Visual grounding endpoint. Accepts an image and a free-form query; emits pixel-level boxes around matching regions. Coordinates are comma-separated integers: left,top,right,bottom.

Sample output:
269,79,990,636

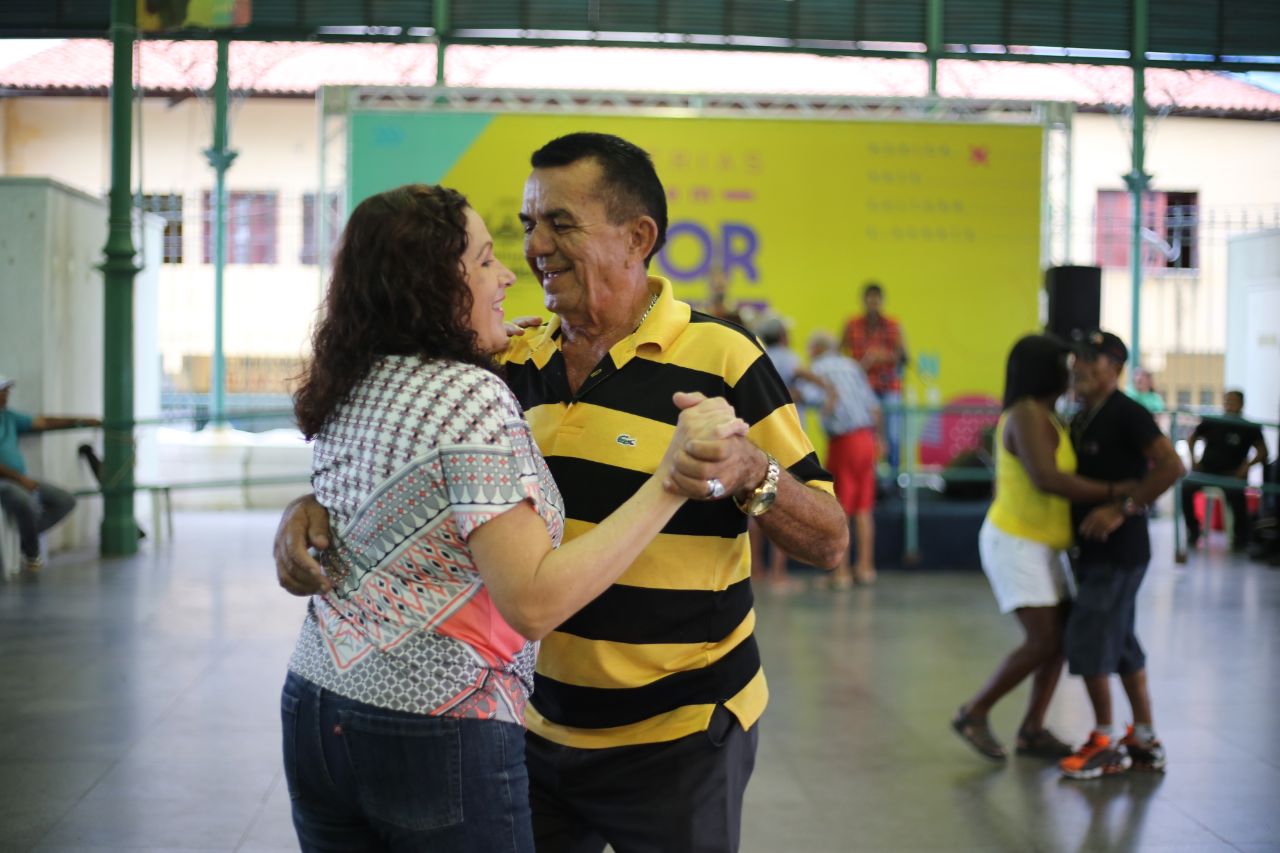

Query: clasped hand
276,391,754,597
661,392,763,502
1078,504,1126,541
1078,479,1140,541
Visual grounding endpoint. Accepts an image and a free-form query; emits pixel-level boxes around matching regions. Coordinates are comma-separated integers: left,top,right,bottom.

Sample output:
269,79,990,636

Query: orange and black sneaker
1120,725,1167,771
1059,731,1132,780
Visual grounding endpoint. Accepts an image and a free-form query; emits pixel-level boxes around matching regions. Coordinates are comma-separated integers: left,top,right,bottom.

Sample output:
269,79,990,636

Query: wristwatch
1121,497,1147,517
734,454,780,517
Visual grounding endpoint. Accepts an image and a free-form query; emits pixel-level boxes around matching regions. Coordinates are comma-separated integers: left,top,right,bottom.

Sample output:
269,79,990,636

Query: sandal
1015,727,1074,758
951,708,1007,761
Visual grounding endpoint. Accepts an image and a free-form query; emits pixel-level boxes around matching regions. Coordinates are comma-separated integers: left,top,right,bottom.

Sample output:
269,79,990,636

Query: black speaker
1045,265,1101,342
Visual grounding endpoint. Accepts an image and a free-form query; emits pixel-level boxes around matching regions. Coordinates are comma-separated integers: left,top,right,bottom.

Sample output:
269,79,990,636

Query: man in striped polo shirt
276,133,849,852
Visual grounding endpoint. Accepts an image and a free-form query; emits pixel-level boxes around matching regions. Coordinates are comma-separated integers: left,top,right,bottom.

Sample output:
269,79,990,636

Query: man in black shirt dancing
1058,331,1184,779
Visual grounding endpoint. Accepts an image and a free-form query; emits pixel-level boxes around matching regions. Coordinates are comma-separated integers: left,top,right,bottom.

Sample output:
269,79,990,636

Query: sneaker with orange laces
1120,725,1167,771
1059,731,1132,779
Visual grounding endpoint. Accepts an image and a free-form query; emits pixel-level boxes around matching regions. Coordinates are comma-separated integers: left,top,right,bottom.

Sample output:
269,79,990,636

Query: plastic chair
1200,486,1233,544
0,510,21,581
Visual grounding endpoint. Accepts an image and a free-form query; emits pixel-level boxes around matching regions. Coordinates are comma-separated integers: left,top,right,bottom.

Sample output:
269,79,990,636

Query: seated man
0,375,101,573
1182,389,1269,551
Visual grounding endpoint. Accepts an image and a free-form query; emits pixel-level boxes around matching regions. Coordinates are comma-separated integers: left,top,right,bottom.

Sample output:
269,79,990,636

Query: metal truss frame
317,85,1073,270
328,85,1055,123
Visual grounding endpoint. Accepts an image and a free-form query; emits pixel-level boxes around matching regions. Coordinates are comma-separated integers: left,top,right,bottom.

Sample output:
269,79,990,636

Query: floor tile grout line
29,647,238,849
1157,786,1249,849
234,768,286,851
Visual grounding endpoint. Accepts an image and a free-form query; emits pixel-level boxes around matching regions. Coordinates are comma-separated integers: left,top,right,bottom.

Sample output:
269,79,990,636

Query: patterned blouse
288,356,565,724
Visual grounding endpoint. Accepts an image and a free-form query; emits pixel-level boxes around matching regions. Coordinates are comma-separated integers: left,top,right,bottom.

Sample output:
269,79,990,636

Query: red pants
828,428,877,516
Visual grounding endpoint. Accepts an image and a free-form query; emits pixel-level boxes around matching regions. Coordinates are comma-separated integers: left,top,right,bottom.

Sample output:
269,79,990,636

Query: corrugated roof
3,39,1280,116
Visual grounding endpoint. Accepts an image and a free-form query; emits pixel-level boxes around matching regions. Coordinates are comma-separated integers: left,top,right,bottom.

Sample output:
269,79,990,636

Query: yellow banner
350,111,1044,463
139,0,250,31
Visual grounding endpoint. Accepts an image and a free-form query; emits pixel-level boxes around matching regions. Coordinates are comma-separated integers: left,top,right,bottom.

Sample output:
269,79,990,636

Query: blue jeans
1065,562,1148,677
0,479,76,558
876,390,902,474
281,671,534,853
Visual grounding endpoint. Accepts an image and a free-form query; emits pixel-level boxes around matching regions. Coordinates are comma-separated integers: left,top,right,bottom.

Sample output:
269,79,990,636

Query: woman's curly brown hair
294,184,493,439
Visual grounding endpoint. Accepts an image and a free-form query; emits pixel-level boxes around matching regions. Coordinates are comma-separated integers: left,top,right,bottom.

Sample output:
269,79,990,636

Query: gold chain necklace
634,292,659,333
1072,391,1114,441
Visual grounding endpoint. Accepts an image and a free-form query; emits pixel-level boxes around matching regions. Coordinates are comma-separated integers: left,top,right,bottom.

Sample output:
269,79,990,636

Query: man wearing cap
752,315,837,591
0,376,101,573
1057,330,1185,779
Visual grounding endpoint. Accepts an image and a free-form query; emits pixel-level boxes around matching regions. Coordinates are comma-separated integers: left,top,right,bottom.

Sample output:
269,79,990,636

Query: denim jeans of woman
281,671,534,852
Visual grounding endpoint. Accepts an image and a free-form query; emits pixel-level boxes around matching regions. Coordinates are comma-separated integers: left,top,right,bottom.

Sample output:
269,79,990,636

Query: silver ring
706,478,726,499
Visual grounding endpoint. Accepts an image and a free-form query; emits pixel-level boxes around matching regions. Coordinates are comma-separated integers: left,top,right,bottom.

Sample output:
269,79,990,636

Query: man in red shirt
842,282,908,472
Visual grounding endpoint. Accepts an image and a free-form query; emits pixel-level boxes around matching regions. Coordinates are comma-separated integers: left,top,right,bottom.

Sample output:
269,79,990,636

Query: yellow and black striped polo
503,276,834,748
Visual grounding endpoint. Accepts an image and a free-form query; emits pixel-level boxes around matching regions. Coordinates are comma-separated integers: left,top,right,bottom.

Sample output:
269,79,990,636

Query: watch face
750,491,778,516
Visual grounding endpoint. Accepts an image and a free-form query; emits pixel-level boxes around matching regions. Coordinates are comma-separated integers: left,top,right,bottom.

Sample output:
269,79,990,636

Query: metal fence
151,196,1280,414
1085,202,1280,401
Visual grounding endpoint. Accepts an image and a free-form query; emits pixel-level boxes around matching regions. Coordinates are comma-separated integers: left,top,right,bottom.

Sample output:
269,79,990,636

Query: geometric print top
288,355,565,724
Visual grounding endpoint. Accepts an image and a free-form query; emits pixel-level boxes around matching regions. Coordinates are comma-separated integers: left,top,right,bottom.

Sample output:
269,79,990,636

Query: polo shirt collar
632,276,689,353
524,275,689,367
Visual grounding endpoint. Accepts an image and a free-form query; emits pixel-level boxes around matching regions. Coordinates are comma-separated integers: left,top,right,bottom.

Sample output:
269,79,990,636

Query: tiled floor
1,511,1276,852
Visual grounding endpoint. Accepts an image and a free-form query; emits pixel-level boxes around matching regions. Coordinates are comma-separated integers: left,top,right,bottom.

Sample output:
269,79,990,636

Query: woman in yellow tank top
952,335,1134,761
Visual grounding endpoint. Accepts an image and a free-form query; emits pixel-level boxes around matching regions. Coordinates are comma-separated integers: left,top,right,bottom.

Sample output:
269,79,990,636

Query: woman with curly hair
281,184,743,852
951,334,1133,762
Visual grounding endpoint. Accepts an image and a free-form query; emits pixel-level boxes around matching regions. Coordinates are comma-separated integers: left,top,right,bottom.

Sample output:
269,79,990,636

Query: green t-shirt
0,409,34,475
1128,390,1165,414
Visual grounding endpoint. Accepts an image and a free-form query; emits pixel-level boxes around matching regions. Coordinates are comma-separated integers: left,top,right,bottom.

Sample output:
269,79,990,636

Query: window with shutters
301,192,342,266
139,193,184,263
202,191,278,265
1094,190,1198,271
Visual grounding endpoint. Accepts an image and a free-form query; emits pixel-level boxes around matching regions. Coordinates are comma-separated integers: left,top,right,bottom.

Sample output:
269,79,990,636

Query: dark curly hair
294,184,492,439
1003,334,1071,409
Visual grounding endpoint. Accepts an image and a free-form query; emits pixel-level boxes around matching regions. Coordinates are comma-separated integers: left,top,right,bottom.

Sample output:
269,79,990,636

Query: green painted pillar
1125,0,1150,372
926,0,944,95
435,0,450,86
203,38,237,424
100,0,139,556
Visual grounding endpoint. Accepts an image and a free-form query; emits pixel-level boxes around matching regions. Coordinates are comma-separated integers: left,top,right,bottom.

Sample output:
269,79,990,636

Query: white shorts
979,518,1075,614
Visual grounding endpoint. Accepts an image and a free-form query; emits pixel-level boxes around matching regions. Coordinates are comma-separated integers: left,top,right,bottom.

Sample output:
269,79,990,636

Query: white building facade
3,41,1279,413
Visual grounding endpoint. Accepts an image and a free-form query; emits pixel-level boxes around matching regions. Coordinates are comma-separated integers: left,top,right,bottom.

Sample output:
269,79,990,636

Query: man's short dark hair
530,132,668,263
1226,389,1245,403
863,282,884,298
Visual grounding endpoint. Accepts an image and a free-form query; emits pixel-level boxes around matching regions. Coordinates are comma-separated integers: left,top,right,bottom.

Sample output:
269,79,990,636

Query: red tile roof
3,39,1280,116
0,40,441,94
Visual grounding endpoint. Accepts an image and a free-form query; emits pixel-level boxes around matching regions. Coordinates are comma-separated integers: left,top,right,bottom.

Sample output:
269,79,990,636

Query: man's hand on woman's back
275,494,333,596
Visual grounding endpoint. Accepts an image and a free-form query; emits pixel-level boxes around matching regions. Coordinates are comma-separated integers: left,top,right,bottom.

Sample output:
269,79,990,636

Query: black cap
1072,328,1129,364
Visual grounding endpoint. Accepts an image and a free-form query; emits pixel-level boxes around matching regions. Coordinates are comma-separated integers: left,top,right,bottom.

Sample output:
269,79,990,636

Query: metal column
100,0,139,556
435,0,450,86
926,0,944,95
204,37,237,425
1125,0,1151,371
